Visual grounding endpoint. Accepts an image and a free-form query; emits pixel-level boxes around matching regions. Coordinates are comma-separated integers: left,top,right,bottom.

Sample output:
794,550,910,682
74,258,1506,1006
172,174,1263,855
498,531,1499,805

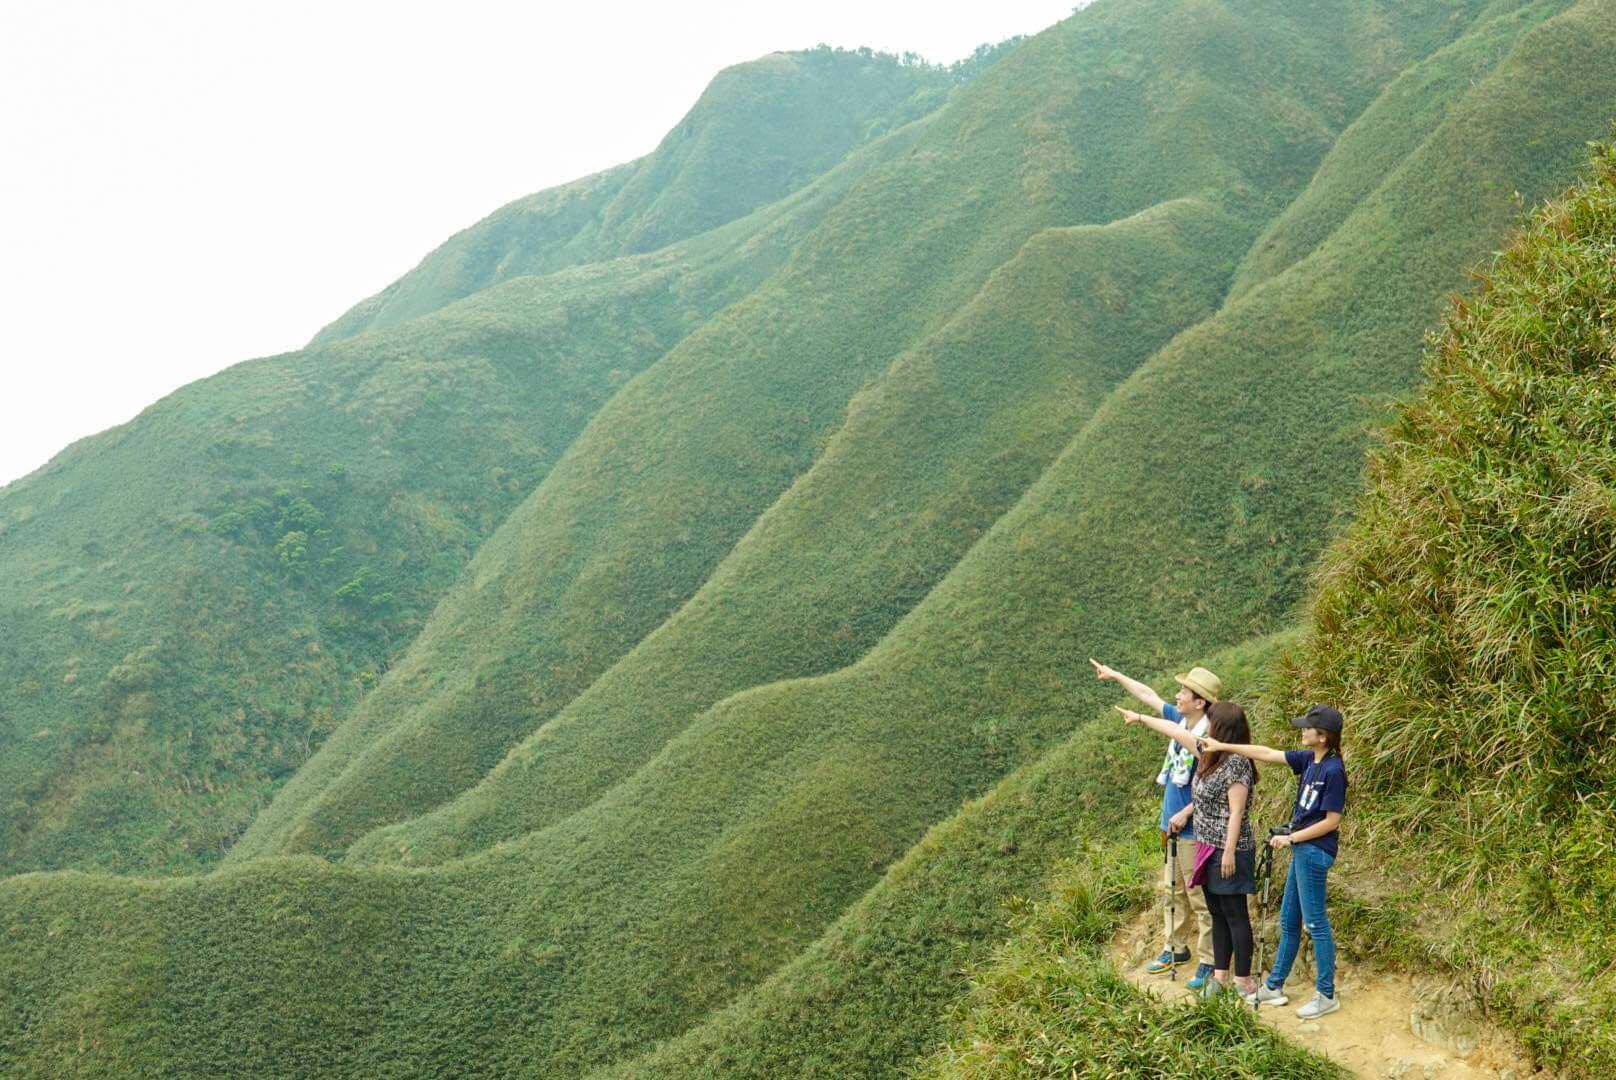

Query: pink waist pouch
1188,841,1217,887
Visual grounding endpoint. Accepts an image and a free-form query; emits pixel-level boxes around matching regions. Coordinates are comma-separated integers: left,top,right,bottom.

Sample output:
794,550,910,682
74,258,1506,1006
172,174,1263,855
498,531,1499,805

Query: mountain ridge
237,0,1471,868
0,49,946,876
308,45,982,347
4,1,1615,1075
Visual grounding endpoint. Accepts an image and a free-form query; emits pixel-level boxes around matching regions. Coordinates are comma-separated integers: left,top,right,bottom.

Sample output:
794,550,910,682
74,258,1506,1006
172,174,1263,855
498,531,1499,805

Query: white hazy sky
0,0,1081,488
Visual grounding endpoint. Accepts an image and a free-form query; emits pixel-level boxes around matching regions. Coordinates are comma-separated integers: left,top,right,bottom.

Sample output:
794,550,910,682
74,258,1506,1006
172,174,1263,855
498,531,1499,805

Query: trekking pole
1162,831,1173,954
1254,826,1279,1012
1168,832,1180,982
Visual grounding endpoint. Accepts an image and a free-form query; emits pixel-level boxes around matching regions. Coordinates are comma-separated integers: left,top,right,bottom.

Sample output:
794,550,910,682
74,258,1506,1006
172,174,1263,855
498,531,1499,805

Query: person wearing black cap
1200,704,1347,1019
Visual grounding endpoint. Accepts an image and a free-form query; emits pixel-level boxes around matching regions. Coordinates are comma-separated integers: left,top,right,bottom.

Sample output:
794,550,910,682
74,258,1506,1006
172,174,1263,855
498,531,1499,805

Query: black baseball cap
1290,704,1343,733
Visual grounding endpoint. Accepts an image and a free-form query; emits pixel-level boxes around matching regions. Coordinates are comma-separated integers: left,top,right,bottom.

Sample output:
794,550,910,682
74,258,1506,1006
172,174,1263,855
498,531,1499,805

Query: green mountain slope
0,639,1287,1080
900,133,1616,1080
285,0,1612,1068
607,122,1616,1080
346,193,1251,867
222,113,945,864
5,1,1616,1076
1227,0,1557,298
1276,135,1616,1076
0,66,933,877
236,0,1479,867
594,634,1295,1079
309,47,958,346
483,0,1613,1052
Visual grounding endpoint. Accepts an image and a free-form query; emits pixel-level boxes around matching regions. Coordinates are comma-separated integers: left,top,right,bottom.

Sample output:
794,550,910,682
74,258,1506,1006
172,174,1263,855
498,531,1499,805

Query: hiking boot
1146,948,1191,975
1185,963,1215,990
1244,981,1288,1008
1198,976,1225,1000
1296,991,1340,1019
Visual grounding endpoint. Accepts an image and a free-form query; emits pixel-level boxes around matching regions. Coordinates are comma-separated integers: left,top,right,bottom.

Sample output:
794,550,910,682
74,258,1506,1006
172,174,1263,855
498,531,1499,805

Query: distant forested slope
0,47,947,876
308,46,988,345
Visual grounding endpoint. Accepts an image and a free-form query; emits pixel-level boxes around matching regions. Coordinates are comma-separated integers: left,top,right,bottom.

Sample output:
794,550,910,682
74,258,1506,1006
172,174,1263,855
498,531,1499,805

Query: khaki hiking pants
1161,832,1214,967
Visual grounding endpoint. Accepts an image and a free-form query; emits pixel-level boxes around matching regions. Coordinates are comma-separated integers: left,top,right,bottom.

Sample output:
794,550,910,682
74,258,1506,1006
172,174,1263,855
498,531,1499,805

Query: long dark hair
1197,701,1256,786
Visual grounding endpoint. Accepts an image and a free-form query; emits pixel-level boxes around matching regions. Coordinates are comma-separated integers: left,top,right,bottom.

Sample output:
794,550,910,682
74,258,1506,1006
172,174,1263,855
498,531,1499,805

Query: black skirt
1203,844,1256,895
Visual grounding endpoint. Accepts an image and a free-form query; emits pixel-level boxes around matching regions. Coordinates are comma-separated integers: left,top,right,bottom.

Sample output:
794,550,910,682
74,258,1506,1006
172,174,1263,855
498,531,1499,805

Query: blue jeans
1267,841,1336,998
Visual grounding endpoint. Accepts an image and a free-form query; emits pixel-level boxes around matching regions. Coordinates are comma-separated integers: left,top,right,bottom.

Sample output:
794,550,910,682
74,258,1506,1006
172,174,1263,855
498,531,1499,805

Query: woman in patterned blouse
1118,701,1259,999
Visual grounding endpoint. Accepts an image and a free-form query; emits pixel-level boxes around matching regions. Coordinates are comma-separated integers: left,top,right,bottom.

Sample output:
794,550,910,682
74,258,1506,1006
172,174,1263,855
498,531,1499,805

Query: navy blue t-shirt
1285,749,1347,858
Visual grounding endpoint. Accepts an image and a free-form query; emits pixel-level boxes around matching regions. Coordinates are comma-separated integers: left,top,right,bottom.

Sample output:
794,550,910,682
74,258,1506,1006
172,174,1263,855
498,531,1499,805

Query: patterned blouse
1190,754,1256,852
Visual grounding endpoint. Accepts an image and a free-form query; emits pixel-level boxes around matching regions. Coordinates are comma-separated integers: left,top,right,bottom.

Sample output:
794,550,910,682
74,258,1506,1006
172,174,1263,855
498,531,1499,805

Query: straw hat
1173,666,1223,703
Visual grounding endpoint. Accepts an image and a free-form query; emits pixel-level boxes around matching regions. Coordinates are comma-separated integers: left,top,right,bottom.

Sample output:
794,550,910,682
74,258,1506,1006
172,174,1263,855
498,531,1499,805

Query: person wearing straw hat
1091,658,1222,987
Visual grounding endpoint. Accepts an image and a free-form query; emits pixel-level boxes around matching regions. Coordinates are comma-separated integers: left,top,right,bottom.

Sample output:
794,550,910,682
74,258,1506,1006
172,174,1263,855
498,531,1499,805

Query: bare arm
1091,659,1166,714
1222,781,1249,877
1276,810,1342,847
1225,782,1249,850
1200,737,1288,765
1116,707,1198,752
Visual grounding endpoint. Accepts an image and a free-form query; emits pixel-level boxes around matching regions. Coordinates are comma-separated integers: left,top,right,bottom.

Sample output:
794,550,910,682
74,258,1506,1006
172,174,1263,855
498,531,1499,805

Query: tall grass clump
1281,137,1616,1074
913,854,1342,1080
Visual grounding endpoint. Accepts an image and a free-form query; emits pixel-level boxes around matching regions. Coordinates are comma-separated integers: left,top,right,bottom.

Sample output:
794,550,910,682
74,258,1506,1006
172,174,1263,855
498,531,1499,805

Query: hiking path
1108,909,1537,1079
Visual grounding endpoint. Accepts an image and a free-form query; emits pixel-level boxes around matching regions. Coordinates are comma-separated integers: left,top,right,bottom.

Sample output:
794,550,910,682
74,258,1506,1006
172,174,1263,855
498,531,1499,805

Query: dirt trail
1108,910,1536,1078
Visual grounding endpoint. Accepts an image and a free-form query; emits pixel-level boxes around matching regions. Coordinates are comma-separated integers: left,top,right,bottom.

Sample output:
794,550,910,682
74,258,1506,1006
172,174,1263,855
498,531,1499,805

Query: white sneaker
1296,991,1340,1019
1244,981,1288,1007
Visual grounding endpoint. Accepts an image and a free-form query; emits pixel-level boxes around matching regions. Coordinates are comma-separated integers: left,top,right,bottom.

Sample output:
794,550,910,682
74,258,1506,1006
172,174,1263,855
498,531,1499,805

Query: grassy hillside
223,112,959,864
347,193,1251,867
238,3,1613,1057
236,0,1483,866
609,137,1616,1080
380,1,1613,1068
1274,136,1616,1076
910,858,1341,1080
0,81,930,877
1227,0,1556,298
6,1,1616,1076
595,635,1305,1079
987,0,1612,685
0,638,1289,1080
308,46,962,345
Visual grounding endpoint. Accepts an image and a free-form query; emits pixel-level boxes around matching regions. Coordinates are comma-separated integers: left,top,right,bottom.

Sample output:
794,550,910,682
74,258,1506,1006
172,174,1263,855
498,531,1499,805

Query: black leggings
1203,887,1253,977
